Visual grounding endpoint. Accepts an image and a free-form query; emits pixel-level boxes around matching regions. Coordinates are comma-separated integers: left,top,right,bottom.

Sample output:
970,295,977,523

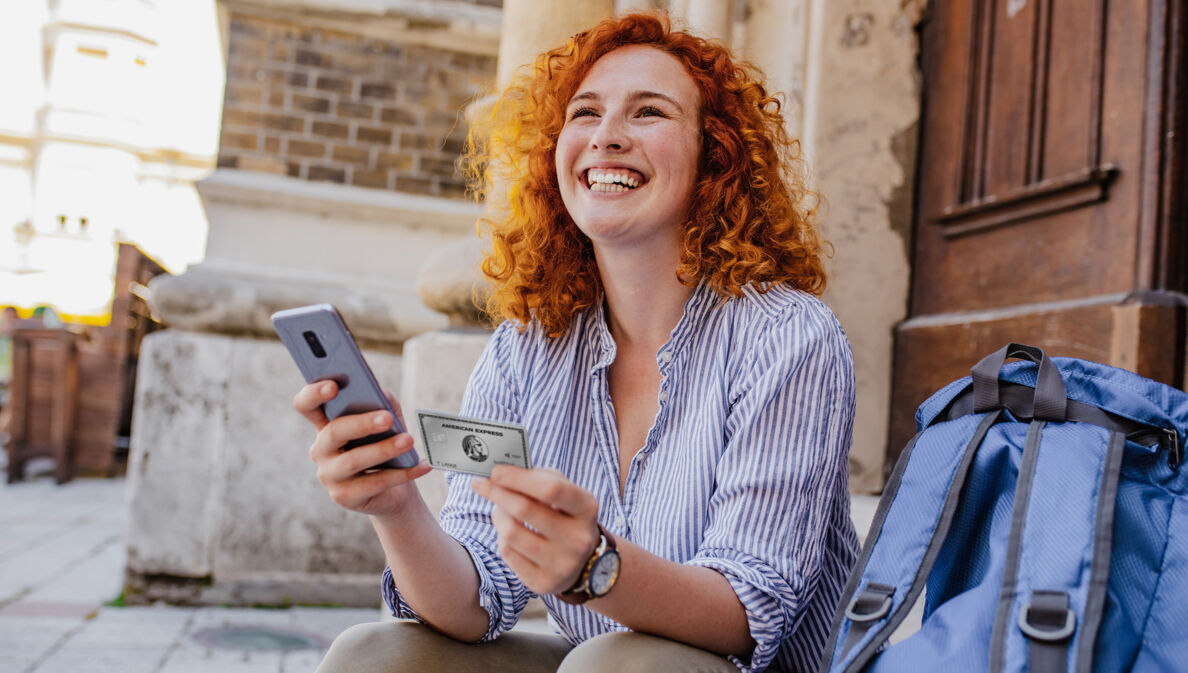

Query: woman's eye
638,106,666,118
568,107,597,120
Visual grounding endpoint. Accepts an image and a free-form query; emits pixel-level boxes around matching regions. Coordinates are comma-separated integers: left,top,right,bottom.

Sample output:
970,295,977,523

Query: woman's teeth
586,169,642,192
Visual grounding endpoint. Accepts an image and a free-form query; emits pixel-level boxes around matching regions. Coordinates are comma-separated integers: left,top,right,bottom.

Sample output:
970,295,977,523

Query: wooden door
889,0,1187,462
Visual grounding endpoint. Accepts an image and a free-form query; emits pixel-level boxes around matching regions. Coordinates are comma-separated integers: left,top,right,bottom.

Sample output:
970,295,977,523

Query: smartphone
271,303,419,469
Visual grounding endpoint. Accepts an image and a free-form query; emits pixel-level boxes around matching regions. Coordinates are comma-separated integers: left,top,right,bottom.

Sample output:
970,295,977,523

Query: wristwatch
557,524,621,605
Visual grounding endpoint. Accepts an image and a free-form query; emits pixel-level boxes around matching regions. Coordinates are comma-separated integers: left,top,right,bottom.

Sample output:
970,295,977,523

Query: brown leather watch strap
557,524,614,605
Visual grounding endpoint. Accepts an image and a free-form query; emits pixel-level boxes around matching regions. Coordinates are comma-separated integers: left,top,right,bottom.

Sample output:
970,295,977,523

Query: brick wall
216,13,497,199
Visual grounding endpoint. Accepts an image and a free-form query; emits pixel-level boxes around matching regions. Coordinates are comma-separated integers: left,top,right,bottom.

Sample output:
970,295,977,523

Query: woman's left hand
470,465,601,595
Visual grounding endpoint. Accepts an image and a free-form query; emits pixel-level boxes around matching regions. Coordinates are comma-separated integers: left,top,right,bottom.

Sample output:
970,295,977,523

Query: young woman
299,13,858,673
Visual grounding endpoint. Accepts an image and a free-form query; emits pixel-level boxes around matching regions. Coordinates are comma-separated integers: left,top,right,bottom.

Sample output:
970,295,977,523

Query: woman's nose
590,116,630,152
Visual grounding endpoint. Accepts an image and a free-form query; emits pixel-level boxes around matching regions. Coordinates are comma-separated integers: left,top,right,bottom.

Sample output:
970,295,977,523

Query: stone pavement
0,474,887,673
0,476,389,673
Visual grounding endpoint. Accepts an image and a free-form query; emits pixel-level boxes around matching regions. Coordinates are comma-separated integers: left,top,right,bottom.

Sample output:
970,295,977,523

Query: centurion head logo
462,434,489,462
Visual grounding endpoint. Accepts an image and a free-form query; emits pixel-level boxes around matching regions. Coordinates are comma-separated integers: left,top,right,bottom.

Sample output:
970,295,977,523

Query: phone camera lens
302,330,327,358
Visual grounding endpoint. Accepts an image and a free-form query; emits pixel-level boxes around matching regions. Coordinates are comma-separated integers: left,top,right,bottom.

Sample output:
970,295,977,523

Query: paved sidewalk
0,477,385,673
0,475,889,672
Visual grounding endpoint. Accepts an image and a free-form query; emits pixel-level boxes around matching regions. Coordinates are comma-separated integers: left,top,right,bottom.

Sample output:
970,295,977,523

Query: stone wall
215,12,496,198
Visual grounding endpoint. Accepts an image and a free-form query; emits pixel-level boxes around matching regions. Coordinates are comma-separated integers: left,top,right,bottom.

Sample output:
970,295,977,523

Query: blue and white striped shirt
384,281,859,672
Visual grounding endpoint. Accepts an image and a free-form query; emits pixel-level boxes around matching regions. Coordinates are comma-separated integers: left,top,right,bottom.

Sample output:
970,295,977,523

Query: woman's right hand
293,381,432,518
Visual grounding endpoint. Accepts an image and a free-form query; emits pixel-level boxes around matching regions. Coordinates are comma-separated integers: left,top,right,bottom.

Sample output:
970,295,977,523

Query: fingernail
321,383,333,395
373,412,387,427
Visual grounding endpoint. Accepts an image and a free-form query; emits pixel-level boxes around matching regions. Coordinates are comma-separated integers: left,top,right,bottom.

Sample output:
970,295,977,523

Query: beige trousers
314,621,740,673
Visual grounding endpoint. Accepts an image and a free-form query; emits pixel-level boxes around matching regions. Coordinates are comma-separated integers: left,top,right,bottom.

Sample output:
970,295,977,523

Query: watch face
588,550,621,597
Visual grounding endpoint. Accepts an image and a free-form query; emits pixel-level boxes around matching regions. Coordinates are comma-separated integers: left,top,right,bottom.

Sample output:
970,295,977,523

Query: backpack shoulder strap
988,421,1125,673
819,409,1003,673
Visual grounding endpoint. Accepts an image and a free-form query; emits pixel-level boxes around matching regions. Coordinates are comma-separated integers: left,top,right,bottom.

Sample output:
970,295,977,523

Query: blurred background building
0,1,223,482
0,0,223,320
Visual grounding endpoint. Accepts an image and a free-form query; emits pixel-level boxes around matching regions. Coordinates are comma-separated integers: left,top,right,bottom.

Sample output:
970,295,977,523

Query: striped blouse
383,281,859,673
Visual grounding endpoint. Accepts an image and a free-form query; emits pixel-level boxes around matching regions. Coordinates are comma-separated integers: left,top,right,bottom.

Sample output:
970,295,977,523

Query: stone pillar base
398,326,495,518
125,329,411,607
397,325,561,618
122,567,384,608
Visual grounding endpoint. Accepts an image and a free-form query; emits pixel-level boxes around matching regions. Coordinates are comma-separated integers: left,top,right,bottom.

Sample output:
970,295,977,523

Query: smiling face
555,45,702,254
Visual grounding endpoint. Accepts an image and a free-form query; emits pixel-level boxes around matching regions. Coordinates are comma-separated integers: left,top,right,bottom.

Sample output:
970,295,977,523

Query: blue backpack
820,343,1188,673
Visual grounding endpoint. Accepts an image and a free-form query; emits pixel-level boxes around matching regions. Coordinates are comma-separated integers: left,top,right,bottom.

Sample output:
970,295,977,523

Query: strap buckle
1018,597,1076,642
845,583,894,623
1129,427,1182,470
1164,428,1182,470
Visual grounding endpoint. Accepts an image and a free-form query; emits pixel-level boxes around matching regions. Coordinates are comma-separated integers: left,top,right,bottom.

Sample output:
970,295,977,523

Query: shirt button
614,514,625,529
658,389,668,402
658,351,672,364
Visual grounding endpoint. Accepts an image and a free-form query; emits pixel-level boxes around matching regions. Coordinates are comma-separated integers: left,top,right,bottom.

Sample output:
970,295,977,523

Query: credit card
415,410,532,477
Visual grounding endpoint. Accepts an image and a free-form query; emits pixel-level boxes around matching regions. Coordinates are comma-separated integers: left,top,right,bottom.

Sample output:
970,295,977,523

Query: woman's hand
294,381,432,518
471,465,601,595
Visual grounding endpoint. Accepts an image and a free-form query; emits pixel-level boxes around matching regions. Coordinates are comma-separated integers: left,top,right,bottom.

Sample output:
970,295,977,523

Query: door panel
888,0,1186,465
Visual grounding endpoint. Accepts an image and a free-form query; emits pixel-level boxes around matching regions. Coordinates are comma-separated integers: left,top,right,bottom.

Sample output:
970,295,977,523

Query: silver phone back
271,303,416,467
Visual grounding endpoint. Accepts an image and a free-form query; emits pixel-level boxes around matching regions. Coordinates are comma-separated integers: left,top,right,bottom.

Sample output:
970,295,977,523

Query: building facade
0,1,224,321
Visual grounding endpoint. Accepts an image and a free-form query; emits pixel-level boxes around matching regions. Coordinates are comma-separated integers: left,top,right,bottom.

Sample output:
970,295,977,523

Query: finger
486,489,597,589
498,542,547,592
491,505,551,559
293,381,336,430
310,415,404,464
489,466,598,518
312,410,397,459
491,507,555,581
476,478,574,541
322,432,418,479
324,460,432,510
492,507,587,594
310,412,378,461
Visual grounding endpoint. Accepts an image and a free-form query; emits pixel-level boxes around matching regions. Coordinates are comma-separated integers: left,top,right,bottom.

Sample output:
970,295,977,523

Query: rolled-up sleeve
380,321,535,641
686,304,856,672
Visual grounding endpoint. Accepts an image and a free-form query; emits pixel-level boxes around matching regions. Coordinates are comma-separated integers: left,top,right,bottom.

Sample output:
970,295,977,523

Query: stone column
799,0,923,493
740,0,924,494
496,0,617,91
741,0,809,135
674,0,735,43
401,0,616,622
616,0,661,12
415,0,617,325
404,0,614,472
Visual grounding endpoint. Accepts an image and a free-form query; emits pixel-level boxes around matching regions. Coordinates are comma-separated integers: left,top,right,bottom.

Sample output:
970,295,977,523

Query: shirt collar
659,278,717,365
587,296,615,372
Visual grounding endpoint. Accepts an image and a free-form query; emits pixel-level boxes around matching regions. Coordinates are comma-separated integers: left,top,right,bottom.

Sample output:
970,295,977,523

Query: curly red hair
468,12,826,337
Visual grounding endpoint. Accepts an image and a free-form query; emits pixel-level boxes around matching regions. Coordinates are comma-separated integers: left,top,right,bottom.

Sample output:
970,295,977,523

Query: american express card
415,410,531,477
